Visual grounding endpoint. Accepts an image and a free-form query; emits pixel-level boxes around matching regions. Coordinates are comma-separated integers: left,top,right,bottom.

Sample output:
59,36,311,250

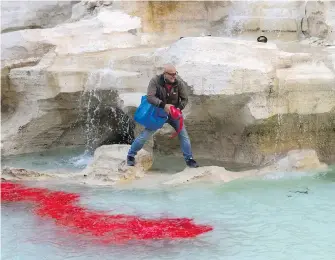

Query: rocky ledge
1,145,329,189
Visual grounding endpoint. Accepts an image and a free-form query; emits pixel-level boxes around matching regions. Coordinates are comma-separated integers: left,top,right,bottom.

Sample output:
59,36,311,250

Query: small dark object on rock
257,36,268,43
128,29,137,35
180,37,184,39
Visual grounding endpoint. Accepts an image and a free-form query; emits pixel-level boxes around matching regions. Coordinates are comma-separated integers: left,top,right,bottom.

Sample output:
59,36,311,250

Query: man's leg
127,128,155,166
167,117,199,168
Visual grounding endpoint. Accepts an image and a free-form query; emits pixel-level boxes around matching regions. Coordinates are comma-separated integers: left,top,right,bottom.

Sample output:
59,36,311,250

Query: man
127,64,199,168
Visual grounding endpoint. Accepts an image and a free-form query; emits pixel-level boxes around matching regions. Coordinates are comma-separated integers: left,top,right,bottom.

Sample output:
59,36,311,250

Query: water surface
2,167,334,260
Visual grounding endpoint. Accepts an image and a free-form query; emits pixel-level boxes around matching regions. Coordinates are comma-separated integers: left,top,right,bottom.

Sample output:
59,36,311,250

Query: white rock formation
1,1,75,32
1,1,334,167
163,149,328,186
302,1,335,41
2,148,328,188
78,144,152,185
1,144,152,186
144,37,334,164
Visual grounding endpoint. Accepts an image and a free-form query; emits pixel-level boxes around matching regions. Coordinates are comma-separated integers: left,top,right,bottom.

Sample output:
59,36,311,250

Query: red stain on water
1,181,212,243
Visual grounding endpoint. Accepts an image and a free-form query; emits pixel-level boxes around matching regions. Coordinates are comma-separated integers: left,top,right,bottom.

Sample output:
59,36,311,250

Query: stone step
223,15,299,32
276,63,335,92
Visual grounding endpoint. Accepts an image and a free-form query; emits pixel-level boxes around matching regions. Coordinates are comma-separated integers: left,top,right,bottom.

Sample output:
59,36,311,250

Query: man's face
164,69,178,84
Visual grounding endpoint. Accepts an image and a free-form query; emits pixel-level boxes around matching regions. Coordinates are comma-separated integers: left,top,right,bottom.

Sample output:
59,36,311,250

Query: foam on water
65,152,94,169
262,171,316,180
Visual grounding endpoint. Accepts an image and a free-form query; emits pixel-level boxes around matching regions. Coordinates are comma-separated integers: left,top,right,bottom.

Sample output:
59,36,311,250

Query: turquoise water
1,147,252,174
2,167,335,260
1,147,93,172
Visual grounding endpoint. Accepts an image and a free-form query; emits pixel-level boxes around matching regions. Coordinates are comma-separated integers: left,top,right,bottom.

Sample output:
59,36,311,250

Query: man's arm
177,79,189,110
147,78,165,109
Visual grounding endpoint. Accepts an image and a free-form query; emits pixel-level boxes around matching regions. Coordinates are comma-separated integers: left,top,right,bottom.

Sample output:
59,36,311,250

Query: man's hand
164,104,173,114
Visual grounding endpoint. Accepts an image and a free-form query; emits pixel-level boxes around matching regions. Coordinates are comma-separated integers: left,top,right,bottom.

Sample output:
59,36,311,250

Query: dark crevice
1,25,42,34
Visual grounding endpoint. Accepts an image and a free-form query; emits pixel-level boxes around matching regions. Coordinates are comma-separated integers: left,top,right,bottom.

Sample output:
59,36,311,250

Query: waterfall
74,66,135,155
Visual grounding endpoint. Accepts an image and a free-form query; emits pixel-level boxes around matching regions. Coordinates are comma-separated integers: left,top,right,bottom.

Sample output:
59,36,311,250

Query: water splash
81,69,107,152
62,152,94,169
77,67,134,153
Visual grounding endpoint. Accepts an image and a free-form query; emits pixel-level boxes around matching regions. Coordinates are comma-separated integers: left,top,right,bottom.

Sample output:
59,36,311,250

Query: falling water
82,70,104,152
75,67,135,155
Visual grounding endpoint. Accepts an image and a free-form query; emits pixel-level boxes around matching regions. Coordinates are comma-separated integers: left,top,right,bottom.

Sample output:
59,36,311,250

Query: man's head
163,64,178,84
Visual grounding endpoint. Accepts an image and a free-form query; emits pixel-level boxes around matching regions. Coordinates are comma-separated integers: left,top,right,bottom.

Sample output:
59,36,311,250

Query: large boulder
1,1,76,33
1,30,55,116
1,9,147,156
78,144,153,185
1,31,55,64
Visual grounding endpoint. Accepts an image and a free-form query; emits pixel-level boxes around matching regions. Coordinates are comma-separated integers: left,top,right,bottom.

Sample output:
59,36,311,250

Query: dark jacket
147,74,189,110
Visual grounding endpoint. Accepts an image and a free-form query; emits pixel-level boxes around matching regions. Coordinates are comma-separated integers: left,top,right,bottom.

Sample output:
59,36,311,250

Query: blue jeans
128,117,193,161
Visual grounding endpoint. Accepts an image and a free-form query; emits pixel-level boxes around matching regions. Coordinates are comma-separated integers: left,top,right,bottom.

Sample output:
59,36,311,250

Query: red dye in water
1,181,212,243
